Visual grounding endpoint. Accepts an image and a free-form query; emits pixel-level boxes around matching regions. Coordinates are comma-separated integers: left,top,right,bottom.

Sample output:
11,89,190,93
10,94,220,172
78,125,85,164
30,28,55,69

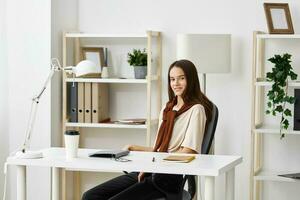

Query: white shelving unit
62,30,162,200
251,31,300,200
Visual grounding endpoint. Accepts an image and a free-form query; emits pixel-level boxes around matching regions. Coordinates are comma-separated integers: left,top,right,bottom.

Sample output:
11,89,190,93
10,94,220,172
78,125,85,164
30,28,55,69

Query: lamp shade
177,34,231,73
73,60,101,77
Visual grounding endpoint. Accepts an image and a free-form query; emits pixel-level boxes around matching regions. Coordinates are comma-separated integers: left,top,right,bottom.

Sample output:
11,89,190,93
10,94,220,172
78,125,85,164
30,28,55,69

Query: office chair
155,103,219,200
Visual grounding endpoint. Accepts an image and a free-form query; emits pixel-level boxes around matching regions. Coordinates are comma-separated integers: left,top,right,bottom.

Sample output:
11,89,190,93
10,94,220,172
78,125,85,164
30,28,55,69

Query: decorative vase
133,66,147,79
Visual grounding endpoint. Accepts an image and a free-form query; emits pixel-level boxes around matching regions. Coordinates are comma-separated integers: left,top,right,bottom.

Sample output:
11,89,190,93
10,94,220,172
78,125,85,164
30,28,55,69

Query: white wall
0,0,8,197
3,0,77,199
77,0,300,200
51,0,78,147
6,0,52,199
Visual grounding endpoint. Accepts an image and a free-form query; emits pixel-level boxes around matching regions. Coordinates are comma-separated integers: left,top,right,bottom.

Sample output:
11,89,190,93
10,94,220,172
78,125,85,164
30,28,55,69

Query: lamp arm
21,58,62,153
22,99,39,152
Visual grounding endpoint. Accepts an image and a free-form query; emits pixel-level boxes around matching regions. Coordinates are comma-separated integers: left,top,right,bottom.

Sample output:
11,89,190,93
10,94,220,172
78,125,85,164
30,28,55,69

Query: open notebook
163,155,195,163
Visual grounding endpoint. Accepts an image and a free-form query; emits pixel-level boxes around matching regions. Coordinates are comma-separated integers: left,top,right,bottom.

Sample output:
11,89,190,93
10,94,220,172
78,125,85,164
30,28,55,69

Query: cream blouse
155,104,207,153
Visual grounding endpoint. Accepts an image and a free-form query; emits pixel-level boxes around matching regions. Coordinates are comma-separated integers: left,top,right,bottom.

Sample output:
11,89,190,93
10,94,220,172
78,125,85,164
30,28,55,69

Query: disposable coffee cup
64,130,80,160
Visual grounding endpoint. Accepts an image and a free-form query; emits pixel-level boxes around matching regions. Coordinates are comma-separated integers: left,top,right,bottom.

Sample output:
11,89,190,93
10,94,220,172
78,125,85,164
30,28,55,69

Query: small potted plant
265,53,298,138
127,48,147,79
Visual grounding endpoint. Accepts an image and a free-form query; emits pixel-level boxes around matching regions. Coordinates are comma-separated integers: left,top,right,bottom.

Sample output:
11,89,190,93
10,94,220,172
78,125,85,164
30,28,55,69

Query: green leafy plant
127,49,147,66
266,53,298,139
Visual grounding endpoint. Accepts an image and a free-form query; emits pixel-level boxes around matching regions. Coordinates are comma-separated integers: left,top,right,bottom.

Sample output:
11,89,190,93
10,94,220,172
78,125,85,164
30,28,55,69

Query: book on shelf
116,118,146,125
84,83,92,123
91,83,109,123
163,155,195,163
67,82,78,122
78,82,85,122
278,172,300,179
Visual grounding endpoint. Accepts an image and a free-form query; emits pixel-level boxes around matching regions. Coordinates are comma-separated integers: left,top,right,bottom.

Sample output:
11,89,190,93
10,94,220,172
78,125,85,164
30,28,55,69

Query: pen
152,157,155,162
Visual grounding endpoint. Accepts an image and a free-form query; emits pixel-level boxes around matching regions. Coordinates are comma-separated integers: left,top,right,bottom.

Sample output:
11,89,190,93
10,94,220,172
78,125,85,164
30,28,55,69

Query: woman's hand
123,144,133,151
122,145,153,152
138,172,145,182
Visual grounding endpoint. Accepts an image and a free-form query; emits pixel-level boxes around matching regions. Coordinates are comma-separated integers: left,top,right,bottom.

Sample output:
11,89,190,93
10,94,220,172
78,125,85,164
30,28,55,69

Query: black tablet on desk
89,150,130,159
278,172,300,179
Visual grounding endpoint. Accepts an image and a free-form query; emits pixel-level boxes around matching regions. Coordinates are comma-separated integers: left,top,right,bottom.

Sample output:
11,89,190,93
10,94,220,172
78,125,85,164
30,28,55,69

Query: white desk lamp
177,34,231,94
16,59,98,159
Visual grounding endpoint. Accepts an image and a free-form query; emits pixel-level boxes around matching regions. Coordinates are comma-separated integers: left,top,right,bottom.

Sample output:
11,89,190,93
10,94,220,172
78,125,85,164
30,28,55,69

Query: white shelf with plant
251,31,300,199
62,30,162,144
61,31,162,199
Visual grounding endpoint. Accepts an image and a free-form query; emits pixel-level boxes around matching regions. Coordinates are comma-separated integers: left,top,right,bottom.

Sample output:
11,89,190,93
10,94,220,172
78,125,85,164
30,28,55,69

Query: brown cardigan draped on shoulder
153,97,197,152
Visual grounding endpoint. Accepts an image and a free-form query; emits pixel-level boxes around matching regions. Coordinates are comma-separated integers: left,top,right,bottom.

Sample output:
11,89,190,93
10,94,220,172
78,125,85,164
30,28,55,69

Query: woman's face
169,66,187,97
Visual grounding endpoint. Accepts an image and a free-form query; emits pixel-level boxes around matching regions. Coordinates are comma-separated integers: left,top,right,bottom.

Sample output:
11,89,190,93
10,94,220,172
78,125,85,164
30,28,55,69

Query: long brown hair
168,59,213,123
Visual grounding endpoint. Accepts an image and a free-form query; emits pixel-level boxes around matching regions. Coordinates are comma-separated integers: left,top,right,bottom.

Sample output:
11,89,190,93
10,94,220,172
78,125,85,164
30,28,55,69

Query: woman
82,59,213,200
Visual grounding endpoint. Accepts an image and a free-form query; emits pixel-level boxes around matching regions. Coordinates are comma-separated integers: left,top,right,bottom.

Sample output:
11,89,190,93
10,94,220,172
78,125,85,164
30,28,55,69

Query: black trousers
81,172,165,200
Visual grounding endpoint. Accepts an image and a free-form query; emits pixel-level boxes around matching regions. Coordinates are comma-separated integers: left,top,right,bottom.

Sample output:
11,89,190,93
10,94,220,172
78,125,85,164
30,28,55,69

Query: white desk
6,148,242,200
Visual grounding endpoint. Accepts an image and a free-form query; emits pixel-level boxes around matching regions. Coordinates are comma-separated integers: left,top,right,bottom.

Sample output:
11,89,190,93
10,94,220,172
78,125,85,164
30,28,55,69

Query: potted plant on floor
127,48,147,79
265,53,298,138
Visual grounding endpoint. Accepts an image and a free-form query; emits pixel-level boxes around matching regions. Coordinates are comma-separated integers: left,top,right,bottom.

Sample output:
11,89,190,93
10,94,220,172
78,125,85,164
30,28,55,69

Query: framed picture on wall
263,3,294,34
81,47,105,76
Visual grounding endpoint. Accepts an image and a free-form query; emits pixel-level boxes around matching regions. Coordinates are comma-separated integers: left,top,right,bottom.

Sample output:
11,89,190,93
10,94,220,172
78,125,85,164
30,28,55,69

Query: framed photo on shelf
263,3,294,34
81,47,105,75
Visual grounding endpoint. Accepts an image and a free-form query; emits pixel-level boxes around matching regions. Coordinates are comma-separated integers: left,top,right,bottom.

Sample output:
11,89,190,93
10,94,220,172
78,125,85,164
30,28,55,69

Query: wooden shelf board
254,170,300,182
66,78,147,83
257,34,300,39
66,122,147,129
66,76,158,83
254,125,300,135
255,80,300,87
65,33,148,38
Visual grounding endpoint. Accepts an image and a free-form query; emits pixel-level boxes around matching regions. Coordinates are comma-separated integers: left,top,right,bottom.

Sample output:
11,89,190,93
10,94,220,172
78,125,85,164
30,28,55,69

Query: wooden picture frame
264,3,294,34
81,47,105,75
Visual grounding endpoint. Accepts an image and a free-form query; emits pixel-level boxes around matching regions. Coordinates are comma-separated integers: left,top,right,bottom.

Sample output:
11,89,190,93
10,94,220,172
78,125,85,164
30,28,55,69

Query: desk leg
225,168,235,200
204,176,215,200
52,167,59,200
16,165,26,200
